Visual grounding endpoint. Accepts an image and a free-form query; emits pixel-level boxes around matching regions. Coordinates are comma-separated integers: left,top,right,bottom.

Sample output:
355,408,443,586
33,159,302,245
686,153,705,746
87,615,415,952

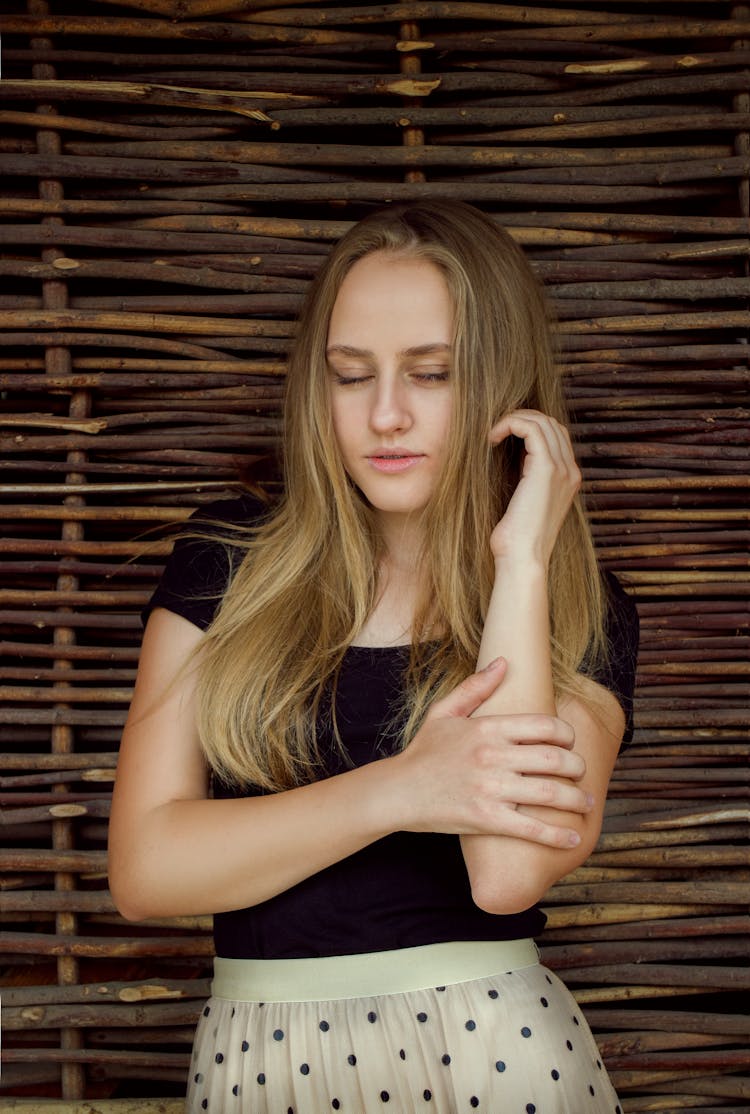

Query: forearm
475,557,555,714
110,756,402,921
463,557,590,911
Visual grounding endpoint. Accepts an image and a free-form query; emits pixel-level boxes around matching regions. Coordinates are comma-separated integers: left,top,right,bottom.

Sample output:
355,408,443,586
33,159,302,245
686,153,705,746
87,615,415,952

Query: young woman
109,200,638,1113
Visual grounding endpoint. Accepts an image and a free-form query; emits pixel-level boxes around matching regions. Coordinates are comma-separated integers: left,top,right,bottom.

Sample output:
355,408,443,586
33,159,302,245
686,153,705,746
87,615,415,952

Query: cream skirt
186,940,622,1114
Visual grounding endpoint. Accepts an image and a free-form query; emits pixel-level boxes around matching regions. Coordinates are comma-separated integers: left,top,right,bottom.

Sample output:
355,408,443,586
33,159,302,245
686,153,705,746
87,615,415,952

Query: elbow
108,855,160,923
108,875,150,924
470,873,548,917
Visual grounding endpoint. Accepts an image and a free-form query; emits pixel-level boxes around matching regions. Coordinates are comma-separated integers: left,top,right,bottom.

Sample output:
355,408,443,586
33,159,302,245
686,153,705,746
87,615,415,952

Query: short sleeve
143,493,267,632
585,571,640,746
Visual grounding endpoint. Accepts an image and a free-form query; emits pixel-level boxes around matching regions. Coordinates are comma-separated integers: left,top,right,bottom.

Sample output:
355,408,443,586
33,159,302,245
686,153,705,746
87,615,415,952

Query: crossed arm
108,412,625,923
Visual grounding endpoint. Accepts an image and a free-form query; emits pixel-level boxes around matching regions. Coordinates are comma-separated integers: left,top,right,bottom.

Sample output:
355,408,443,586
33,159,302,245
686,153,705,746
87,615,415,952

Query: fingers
477,712,575,750
491,810,584,850
491,409,579,482
425,657,507,722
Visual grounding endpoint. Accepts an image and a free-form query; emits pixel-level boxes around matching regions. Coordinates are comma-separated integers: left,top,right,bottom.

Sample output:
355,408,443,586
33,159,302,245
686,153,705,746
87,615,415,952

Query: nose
369,373,412,435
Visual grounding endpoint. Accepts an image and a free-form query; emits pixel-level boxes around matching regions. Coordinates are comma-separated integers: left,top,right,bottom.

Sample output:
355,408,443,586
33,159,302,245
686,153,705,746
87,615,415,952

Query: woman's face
326,251,454,533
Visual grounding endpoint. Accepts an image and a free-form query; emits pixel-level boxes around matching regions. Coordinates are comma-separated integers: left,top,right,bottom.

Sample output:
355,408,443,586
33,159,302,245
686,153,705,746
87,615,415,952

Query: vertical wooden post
399,22,427,185
29,0,88,1098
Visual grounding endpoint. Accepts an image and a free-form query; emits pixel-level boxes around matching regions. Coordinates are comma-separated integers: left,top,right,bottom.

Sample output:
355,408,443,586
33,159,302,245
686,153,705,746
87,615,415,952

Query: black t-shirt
144,493,639,960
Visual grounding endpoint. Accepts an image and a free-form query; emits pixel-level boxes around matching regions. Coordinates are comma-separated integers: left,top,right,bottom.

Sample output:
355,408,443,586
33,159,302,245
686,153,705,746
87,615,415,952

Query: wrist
363,750,417,834
493,550,549,578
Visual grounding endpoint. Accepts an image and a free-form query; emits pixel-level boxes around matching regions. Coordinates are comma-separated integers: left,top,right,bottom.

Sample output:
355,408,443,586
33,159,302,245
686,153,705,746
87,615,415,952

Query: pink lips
367,453,423,474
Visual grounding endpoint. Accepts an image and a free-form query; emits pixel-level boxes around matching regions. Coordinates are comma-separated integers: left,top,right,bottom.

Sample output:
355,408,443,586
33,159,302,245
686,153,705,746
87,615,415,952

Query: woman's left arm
461,409,625,915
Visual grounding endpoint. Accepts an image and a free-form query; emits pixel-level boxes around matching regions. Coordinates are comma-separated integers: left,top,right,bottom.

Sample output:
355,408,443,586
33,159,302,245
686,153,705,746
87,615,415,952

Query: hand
489,409,581,565
393,659,591,848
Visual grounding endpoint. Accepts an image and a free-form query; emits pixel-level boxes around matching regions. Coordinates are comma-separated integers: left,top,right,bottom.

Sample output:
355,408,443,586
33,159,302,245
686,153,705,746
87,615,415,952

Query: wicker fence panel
1,0,748,1109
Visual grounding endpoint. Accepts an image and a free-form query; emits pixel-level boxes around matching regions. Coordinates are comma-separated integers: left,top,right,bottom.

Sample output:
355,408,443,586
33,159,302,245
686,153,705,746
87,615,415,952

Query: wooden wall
1,0,748,1109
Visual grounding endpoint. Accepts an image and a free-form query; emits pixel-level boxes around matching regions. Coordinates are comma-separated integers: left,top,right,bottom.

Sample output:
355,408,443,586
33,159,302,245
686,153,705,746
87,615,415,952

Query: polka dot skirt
186,963,622,1113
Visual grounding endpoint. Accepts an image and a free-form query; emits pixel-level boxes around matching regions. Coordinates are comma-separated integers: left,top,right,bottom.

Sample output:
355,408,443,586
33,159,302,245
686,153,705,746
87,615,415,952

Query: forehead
327,252,454,348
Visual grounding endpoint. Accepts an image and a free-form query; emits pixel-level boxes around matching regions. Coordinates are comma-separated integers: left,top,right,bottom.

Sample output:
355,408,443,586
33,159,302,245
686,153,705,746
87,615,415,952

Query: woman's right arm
108,608,589,922
108,607,414,920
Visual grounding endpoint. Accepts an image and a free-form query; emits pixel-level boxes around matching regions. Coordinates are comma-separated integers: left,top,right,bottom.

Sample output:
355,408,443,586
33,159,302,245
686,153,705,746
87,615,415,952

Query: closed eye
331,372,372,386
411,370,450,384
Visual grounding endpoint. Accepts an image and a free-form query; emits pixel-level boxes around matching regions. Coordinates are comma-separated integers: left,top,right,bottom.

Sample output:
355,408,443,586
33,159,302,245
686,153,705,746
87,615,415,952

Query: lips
367,452,424,474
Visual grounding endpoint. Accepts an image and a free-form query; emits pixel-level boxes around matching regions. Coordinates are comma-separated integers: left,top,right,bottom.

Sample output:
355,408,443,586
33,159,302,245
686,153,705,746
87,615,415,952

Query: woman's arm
108,606,594,922
460,410,625,914
108,607,406,920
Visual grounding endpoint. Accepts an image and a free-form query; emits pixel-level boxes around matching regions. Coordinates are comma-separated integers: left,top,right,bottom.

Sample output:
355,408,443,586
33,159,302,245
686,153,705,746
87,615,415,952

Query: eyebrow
325,343,452,359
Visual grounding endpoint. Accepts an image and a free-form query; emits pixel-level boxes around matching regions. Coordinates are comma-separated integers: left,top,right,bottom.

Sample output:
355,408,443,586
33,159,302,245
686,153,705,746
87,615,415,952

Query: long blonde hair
195,201,605,791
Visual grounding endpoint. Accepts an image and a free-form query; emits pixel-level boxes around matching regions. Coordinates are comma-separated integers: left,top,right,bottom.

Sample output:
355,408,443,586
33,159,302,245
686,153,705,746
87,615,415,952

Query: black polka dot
368,1011,378,1023
203,1006,211,1017
319,1020,330,1032
399,1049,407,1060
436,986,446,992
423,1090,432,1101
574,1016,580,1026
495,1060,506,1073
465,1019,476,1031
545,974,552,984
332,1102,340,1111
540,997,548,1008
521,1026,532,1038
589,1085,596,1096
300,1063,310,1076
551,1069,560,1081
347,1054,357,1066
616,1107,622,1114
241,1040,249,1052
566,1040,573,1051
596,1059,602,1070
273,1029,284,1041
257,1073,266,1085
230,1007,235,1018
417,1012,428,1023
442,1053,451,1066
194,1074,203,1084
526,1105,536,1114
215,1052,224,1064
288,1108,294,1114
201,1102,207,1111
487,989,499,999
470,1098,479,1108
380,1091,390,1102
232,1085,239,1097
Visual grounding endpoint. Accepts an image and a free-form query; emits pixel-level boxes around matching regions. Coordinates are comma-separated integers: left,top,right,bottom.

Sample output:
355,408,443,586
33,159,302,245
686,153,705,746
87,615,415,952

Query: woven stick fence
1,0,748,1108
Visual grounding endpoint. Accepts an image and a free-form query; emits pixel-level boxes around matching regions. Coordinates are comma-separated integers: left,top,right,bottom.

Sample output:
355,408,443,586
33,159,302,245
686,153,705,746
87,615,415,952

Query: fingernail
585,793,595,809
568,831,581,847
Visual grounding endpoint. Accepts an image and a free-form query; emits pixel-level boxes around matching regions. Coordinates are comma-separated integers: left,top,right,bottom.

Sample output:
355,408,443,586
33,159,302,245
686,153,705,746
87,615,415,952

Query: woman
109,200,638,1113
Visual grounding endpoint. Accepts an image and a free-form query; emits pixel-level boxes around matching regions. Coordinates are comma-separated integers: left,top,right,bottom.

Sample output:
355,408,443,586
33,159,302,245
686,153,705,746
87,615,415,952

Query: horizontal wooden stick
102,179,714,203
2,930,213,957
546,881,748,906
3,977,211,1007
60,136,731,168
500,17,750,42
0,19,393,46
543,903,738,928
0,308,292,336
0,1099,184,1112
581,1007,750,1037
0,257,309,293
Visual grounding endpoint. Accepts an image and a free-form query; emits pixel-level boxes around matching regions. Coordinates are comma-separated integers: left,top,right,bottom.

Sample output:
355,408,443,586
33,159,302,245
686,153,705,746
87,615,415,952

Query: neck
376,512,426,574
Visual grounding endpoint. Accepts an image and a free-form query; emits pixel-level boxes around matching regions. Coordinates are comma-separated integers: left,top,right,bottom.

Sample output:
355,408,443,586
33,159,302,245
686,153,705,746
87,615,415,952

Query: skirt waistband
211,939,540,1003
